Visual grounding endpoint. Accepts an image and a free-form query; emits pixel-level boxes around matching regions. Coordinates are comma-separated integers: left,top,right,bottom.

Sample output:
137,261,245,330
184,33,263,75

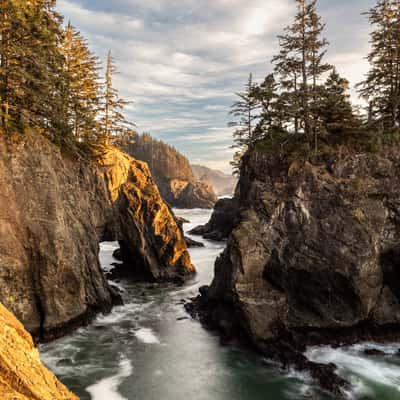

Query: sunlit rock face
0,302,78,400
119,133,218,209
0,134,193,340
192,164,237,197
204,148,400,346
164,178,218,209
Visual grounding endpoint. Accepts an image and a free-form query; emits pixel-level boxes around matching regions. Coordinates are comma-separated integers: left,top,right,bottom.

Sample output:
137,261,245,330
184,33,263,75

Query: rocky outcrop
0,302,77,400
192,164,237,196
189,197,239,241
190,147,400,396
164,178,217,209
0,133,193,340
119,133,218,208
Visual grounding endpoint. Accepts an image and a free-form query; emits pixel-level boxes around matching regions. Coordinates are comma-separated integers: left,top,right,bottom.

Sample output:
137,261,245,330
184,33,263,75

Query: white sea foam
306,345,400,393
134,327,160,344
86,357,132,400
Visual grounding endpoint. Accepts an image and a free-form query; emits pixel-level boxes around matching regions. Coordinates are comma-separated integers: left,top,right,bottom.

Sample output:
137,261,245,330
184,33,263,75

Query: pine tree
0,0,65,139
359,0,400,129
61,22,100,142
273,0,331,148
273,42,302,133
229,74,260,172
100,51,133,145
252,74,280,136
319,68,355,132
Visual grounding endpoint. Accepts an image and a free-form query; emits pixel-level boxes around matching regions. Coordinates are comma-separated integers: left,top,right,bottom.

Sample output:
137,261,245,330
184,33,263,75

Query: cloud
57,0,376,173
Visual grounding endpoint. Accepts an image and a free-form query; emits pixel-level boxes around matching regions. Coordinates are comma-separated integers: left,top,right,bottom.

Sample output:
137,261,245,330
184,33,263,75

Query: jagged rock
112,248,122,261
0,134,194,340
189,197,240,241
163,179,217,209
363,348,386,356
0,302,77,400
191,147,400,397
119,133,218,209
176,216,190,228
184,237,205,248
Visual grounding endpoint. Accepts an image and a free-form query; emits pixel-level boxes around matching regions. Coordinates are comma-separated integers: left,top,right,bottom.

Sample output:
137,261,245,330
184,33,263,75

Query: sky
57,0,376,173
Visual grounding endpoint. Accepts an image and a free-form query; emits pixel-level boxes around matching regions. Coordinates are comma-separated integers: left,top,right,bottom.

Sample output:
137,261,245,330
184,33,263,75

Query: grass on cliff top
253,127,400,163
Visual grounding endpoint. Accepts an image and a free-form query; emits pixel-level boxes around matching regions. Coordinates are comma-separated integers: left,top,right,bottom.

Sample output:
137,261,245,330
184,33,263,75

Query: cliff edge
190,146,400,395
0,133,194,341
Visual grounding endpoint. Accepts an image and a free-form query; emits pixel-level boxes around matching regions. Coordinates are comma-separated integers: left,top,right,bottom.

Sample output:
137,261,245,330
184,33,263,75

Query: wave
134,327,160,344
86,356,133,400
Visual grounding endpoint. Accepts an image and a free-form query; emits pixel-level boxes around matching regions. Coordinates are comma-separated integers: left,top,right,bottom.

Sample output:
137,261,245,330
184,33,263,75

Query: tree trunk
301,3,310,138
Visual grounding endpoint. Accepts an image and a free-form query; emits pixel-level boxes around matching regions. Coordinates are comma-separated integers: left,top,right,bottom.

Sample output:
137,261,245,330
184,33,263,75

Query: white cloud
57,0,375,173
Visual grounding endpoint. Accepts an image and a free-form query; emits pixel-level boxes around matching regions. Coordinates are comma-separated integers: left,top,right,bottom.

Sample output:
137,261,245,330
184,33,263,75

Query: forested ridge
119,132,195,182
230,0,400,172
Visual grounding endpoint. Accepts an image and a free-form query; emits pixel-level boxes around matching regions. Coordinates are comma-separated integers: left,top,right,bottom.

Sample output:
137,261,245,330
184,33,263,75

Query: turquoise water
40,209,400,400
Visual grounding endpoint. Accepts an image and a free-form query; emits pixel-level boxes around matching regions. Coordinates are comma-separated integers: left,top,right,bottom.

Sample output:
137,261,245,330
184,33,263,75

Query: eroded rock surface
189,197,239,241
0,302,78,400
119,133,218,209
0,134,193,340
190,148,400,396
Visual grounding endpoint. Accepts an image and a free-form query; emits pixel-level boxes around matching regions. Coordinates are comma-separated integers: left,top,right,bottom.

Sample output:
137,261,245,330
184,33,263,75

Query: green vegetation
230,0,400,168
117,132,195,182
0,0,133,154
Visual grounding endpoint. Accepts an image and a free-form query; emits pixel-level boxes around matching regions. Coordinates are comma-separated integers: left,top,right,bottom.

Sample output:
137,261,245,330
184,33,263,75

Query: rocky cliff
189,197,239,241
0,133,193,341
192,164,237,196
191,147,400,395
120,133,218,208
0,302,77,400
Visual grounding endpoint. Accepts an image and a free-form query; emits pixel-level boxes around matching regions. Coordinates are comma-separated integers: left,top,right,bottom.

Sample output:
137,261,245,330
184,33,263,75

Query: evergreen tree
359,0,400,129
320,68,355,131
273,42,302,133
252,74,280,136
100,51,133,144
0,0,64,137
273,0,331,148
229,73,260,148
229,74,260,172
61,22,100,142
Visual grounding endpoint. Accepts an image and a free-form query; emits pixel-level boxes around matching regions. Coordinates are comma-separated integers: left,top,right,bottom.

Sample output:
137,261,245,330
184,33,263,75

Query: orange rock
0,303,78,400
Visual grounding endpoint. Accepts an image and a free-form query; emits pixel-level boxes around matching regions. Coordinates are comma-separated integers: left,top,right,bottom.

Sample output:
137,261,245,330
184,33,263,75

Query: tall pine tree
273,0,331,149
100,51,132,145
0,0,65,140
229,73,260,172
61,22,100,142
359,0,400,129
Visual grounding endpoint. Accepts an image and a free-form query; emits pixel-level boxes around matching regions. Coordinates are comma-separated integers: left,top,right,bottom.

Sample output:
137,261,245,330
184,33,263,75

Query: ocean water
40,209,400,400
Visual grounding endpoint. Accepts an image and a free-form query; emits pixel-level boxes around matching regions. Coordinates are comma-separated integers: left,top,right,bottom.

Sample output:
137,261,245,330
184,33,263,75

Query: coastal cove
40,209,400,400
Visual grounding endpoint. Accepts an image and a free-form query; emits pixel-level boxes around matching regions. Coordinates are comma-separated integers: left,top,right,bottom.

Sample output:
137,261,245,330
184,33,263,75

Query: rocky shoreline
187,147,400,397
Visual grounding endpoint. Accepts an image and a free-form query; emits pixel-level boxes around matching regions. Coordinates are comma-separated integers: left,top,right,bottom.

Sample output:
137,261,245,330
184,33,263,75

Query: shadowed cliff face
202,148,400,346
0,134,193,341
0,302,78,399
